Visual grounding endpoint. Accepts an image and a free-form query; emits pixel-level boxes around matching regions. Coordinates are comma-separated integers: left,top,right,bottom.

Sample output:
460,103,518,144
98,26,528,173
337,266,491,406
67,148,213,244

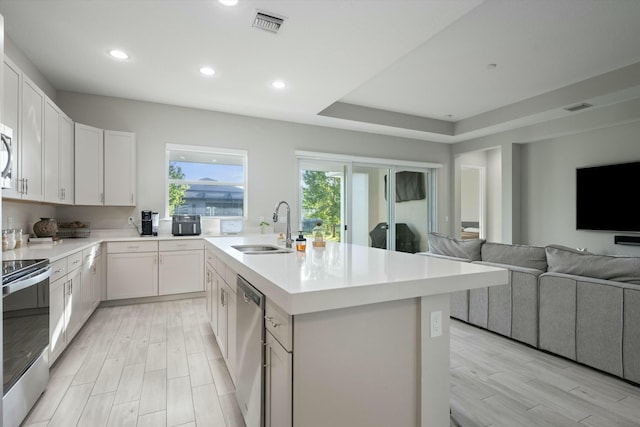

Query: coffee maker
141,210,153,236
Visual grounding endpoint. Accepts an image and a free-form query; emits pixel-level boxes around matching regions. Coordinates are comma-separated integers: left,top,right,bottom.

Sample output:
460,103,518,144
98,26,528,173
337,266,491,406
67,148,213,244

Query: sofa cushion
546,244,640,284
427,232,484,261
481,242,547,271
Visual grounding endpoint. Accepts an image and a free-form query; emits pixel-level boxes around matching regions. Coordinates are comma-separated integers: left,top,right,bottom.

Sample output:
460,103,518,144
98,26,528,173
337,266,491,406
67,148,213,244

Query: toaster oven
171,214,201,236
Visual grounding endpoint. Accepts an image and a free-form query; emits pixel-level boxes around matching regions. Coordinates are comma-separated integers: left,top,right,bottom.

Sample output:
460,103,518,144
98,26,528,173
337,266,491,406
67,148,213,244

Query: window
166,144,247,217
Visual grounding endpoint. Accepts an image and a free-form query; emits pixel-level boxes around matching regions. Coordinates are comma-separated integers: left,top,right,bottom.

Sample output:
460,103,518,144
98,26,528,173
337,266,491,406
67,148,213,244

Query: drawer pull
127,245,139,249
54,268,64,274
72,260,80,265
265,316,280,328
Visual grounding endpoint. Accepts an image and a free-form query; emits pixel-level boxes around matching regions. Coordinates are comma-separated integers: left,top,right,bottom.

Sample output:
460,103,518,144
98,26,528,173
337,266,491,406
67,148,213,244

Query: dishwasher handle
237,274,264,308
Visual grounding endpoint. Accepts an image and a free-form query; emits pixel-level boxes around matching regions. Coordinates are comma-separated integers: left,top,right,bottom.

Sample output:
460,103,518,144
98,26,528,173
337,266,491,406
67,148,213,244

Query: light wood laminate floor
450,319,640,427
22,299,640,427
22,298,245,427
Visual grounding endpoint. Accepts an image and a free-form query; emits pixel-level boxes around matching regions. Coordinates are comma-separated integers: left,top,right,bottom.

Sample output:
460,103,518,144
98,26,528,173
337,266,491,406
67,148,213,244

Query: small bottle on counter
14,228,23,248
277,232,286,246
312,221,325,247
295,231,307,252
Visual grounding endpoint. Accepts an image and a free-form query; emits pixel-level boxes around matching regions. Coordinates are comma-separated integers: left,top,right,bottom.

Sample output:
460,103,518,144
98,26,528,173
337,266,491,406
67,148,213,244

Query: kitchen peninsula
205,235,508,427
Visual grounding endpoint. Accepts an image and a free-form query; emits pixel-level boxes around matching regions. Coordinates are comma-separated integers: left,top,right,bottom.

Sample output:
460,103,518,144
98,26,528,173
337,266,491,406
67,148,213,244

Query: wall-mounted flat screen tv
576,161,640,232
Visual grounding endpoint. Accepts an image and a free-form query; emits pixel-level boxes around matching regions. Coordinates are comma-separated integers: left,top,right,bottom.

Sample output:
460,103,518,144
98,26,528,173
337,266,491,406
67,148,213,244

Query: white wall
521,120,640,255
4,38,55,100
54,91,452,234
486,148,502,242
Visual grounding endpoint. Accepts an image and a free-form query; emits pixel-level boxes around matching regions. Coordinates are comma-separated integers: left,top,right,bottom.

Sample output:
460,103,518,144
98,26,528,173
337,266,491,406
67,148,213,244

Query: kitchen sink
231,244,293,254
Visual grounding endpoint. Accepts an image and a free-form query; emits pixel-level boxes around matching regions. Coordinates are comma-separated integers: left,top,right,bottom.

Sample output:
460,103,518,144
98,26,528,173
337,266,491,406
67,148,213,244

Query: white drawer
50,258,68,283
159,239,203,251
107,241,158,254
265,299,292,352
67,251,84,271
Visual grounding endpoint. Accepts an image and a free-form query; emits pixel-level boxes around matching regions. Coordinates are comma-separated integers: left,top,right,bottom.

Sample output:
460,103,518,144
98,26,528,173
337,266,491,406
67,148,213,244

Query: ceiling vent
563,102,593,112
253,11,285,33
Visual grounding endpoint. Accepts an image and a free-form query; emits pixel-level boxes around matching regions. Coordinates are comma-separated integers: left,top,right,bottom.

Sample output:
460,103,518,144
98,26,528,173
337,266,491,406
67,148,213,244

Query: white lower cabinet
205,244,237,384
81,244,102,317
206,255,218,334
158,240,203,296
106,240,205,300
49,247,100,366
217,276,237,381
265,330,292,427
107,252,158,300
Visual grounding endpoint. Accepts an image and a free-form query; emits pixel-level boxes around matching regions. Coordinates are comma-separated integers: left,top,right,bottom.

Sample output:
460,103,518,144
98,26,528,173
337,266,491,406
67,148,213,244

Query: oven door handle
2,266,52,297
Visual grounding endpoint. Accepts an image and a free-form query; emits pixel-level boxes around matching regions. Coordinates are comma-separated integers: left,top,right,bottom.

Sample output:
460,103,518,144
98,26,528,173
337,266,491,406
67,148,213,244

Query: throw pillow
427,232,484,261
481,242,547,271
545,244,640,284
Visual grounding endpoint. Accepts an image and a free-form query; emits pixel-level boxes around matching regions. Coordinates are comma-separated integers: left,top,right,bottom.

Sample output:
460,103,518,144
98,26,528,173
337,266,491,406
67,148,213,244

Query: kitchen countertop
206,235,508,315
2,233,209,262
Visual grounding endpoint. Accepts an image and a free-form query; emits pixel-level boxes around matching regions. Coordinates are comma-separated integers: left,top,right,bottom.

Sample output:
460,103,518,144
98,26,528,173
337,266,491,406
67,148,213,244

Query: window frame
165,143,248,219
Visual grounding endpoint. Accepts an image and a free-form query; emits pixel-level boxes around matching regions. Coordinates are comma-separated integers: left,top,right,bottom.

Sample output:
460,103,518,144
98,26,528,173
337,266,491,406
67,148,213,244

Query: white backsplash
2,200,55,235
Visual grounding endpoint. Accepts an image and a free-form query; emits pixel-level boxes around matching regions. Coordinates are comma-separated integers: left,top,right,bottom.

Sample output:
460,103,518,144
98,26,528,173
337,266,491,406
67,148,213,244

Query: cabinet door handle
159,255,163,264
221,289,225,306
24,178,28,195
130,193,134,203
72,259,80,265
154,255,157,265
54,268,65,274
265,316,280,328
100,192,104,203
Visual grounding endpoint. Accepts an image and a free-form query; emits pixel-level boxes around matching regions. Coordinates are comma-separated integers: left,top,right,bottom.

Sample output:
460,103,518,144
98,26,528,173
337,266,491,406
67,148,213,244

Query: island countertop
205,235,508,315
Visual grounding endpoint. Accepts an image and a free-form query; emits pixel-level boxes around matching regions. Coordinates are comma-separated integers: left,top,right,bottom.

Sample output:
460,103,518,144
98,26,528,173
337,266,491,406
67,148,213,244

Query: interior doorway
460,165,485,239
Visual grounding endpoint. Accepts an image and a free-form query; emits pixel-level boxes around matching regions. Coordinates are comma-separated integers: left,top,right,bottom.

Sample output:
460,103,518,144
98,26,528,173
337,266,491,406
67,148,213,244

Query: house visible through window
166,144,247,217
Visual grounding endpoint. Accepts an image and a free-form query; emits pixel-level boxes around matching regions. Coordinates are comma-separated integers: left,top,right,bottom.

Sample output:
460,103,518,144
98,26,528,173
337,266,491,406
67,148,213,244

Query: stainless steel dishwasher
236,275,265,427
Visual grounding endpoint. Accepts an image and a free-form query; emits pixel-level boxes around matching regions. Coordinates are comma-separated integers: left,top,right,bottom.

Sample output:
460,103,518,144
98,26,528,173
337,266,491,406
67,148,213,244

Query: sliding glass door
298,152,438,253
299,159,346,242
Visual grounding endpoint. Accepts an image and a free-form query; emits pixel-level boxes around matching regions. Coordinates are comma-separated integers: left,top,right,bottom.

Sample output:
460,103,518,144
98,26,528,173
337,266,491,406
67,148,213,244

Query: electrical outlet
430,310,442,338
128,216,135,225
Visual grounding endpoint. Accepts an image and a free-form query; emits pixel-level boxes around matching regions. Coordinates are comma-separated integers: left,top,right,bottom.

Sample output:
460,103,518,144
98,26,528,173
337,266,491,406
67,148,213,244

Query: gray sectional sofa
421,233,640,384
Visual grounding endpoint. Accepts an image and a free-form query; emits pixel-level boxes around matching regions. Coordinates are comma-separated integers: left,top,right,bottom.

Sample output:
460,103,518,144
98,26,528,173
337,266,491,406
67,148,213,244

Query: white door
107,252,158,299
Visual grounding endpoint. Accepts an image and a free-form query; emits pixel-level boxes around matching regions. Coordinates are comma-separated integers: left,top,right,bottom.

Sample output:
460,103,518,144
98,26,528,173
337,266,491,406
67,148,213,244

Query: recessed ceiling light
219,0,238,6
486,63,497,70
200,67,216,76
272,80,286,89
109,49,129,60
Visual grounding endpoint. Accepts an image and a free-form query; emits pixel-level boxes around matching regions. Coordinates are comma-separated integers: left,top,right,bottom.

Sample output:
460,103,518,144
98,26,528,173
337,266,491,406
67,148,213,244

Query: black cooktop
2,259,48,284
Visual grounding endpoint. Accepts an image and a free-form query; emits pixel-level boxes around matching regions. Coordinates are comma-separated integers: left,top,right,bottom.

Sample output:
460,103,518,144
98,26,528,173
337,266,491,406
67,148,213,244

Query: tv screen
576,161,640,232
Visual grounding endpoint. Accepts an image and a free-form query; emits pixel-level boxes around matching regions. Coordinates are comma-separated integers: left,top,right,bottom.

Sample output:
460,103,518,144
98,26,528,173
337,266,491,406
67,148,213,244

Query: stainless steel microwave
1,124,13,190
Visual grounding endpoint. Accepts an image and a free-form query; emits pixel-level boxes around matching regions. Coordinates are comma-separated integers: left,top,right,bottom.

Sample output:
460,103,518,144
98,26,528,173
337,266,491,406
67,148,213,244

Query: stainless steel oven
2,259,51,427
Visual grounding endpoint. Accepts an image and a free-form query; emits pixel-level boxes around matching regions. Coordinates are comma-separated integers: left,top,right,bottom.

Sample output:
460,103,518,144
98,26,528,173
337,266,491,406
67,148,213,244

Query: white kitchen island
205,235,507,427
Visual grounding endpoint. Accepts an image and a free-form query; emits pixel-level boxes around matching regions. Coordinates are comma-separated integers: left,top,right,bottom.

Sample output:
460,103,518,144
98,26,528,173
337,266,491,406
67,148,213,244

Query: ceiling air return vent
253,11,285,33
563,102,593,112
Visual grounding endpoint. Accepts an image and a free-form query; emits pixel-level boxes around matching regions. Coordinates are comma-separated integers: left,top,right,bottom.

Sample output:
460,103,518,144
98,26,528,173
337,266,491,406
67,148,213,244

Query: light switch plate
430,310,442,338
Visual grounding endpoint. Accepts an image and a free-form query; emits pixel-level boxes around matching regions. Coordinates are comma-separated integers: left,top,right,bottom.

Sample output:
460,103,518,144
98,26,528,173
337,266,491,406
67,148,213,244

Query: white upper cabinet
74,123,104,205
2,58,21,199
20,76,45,201
59,114,74,204
43,99,60,203
75,125,136,206
44,100,75,205
104,130,136,206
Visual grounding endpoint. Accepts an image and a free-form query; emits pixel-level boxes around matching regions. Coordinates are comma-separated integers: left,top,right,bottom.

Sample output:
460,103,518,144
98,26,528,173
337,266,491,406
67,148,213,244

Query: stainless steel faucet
273,201,292,248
